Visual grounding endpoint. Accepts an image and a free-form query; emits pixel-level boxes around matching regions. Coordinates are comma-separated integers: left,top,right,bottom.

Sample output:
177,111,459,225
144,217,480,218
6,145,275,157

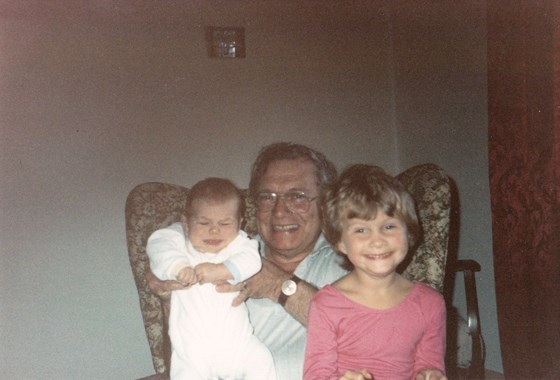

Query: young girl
303,164,447,380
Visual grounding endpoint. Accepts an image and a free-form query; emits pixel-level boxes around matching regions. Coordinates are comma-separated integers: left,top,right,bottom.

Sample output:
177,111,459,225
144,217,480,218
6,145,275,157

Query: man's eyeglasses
255,191,318,213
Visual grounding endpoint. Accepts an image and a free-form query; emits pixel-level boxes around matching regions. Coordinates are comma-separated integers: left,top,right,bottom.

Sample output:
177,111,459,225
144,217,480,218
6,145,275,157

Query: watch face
282,279,297,296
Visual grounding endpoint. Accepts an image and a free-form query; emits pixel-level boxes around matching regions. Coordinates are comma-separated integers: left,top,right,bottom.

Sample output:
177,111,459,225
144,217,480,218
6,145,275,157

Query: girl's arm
413,290,447,377
303,295,339,379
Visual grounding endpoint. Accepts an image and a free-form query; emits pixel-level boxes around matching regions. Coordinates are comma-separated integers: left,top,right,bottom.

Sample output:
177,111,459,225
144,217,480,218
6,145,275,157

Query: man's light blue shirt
246,234,348,380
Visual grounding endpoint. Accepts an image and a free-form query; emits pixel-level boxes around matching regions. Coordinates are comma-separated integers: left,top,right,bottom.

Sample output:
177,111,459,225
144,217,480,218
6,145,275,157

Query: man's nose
271,195,292,215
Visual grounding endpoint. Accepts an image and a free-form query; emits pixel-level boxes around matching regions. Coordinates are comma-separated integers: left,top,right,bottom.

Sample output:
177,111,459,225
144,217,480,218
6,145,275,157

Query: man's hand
215,257,317,324
215,258,286,306
146,267,189,300
415,368,447,380
339,369,373,380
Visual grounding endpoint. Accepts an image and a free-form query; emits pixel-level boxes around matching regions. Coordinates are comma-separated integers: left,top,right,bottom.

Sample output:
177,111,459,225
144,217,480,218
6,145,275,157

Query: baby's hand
415,368,447,380
194,263,232,284
176,266,197,286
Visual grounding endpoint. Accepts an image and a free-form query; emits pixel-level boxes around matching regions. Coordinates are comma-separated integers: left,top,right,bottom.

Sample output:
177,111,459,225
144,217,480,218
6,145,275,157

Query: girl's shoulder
315,283,342,299
311,284,369,319
413,281,442,295
312,284,352,307
409,282,445,308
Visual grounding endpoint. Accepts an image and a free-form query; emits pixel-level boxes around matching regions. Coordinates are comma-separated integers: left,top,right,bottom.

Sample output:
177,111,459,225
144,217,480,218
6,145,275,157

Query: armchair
125,163,483,379
397,164,485,379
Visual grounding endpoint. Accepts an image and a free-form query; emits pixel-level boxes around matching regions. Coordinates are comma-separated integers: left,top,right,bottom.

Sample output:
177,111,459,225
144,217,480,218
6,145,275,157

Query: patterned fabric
125,164,451,375
488,1,560,377
397,163,450,293
126,183,189,375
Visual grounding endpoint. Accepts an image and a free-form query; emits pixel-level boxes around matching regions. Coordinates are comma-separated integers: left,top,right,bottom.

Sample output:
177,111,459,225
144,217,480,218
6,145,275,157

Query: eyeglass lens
256,192,313,212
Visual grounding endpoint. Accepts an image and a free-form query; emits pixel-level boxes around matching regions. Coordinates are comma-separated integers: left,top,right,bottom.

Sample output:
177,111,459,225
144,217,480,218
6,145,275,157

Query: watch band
278,275,301,307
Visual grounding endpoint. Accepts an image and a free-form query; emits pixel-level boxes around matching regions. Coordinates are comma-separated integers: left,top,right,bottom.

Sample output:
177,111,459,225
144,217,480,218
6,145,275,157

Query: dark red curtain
488,1,560,378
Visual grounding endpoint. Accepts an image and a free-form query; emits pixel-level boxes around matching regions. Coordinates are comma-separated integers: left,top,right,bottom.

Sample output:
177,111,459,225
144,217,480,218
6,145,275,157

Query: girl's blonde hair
321,164,421,255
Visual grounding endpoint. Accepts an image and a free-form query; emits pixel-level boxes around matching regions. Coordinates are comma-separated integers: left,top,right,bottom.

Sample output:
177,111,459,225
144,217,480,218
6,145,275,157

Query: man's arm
277,274,317,326
146,267,189,300
215,258,318,326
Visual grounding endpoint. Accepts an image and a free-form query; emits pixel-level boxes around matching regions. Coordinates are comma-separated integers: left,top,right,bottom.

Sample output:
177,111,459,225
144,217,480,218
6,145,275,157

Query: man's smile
272,224,299,232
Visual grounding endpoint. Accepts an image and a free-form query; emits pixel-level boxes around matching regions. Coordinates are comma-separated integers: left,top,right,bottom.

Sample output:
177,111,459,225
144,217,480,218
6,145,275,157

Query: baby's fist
177,266,197,286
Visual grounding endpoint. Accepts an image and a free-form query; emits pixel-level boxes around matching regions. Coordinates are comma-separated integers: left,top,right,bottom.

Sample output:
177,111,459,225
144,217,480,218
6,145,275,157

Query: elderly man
227,142,347,380
147,142,349,380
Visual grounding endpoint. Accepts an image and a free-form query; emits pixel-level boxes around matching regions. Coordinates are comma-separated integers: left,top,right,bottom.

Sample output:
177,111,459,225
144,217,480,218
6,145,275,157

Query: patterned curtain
487,1,560,378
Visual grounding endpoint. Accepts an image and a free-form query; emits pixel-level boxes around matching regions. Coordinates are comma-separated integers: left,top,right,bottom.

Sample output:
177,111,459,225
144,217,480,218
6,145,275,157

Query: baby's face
184,198,241,253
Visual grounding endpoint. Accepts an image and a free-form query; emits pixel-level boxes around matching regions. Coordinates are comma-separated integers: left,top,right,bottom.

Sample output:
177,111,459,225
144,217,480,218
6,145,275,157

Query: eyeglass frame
254,190,318,213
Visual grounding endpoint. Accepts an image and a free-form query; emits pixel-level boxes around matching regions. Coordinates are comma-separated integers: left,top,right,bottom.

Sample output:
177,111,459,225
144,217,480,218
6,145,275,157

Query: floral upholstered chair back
125,163,450,376
396,163,450,292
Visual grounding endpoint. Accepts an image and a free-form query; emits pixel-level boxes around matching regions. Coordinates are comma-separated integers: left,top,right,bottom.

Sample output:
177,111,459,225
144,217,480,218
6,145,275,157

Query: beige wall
0,1,500,378
391,0,499,373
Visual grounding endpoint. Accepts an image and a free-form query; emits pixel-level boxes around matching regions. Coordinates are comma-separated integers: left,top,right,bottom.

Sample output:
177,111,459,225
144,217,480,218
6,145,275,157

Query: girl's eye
198,222,210,226
385,224,397,230
219,223,232,227
354,228,366,234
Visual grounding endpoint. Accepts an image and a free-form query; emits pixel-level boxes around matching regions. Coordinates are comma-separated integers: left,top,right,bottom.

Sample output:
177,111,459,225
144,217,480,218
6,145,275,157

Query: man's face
255,157,322,262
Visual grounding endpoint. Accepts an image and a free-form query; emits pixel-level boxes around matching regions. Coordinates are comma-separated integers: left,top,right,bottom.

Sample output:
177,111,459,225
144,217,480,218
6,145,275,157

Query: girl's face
337,211,409,279
183,198,241,253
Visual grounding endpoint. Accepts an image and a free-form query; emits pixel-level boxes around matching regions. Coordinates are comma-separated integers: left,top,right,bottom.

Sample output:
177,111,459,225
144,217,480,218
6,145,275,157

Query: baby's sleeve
146,223,190,281
222,232,261,284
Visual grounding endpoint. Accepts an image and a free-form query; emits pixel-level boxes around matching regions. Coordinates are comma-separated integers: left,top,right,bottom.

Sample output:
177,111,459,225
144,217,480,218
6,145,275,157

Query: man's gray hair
249,142,337,198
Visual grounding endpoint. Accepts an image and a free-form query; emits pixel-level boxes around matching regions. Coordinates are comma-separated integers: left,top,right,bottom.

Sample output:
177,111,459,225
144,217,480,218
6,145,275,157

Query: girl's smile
337,212,409,278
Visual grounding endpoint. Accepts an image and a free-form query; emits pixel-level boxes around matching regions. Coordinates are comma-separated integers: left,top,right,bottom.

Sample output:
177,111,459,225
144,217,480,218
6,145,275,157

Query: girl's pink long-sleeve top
303,282,446,380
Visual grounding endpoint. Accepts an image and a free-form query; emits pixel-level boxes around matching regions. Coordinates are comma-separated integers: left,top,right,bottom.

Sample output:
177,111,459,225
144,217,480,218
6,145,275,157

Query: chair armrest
452,259,485,378
453,259,481,273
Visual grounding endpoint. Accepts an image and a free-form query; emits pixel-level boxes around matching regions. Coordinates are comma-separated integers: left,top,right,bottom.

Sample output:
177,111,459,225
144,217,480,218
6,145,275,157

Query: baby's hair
321,164,421,252
184,177,245,219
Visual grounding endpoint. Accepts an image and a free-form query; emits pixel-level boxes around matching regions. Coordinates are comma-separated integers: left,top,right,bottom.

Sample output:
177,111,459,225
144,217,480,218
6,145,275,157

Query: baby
147,177,276,380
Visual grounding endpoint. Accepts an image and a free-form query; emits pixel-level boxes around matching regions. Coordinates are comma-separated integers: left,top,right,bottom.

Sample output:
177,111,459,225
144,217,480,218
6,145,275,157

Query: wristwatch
278,275,301,307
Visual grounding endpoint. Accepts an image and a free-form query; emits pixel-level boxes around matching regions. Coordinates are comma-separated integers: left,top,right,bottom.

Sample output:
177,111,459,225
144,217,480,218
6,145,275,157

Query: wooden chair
397,164,484,379
125,163,483,379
